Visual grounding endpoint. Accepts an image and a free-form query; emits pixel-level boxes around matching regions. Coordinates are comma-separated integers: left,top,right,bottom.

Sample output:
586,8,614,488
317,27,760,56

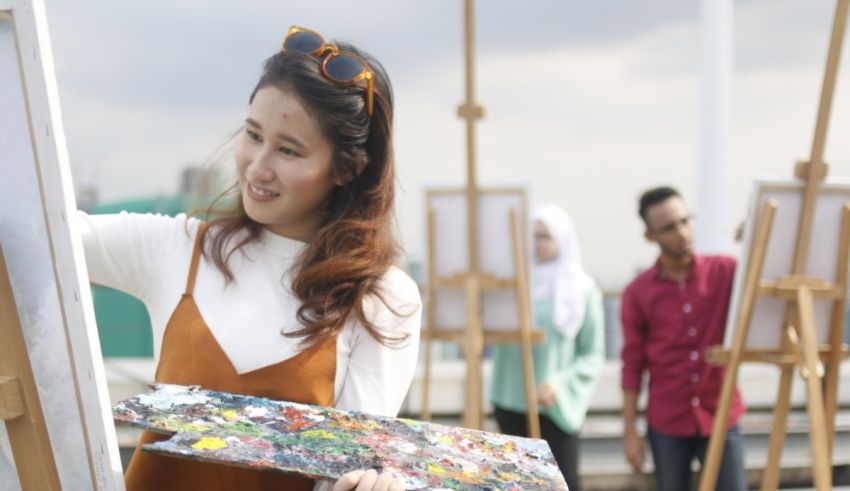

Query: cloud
735,0,846,71
41,0,850,287
45,0,703,107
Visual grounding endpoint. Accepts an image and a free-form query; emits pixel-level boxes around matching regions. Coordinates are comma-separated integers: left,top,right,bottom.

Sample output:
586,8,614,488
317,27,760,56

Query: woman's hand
332,469,405,491
537,383,556,409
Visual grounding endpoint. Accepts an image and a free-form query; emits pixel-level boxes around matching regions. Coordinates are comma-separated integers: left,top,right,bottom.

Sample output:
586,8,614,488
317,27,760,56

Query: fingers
332,470,365,491
537,384,555,408
371,471,404,491
627,452,641,472
623,435,638,471
627,451,639,471
354,469,379,491
625,440,645,472
334,468,405,491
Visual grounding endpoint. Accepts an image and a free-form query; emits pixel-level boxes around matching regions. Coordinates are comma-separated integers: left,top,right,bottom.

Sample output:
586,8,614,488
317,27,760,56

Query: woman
489,204,605,491
78,27,419,491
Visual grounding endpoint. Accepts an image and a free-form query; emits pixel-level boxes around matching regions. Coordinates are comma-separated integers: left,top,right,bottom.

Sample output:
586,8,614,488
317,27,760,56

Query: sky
41,0,850,288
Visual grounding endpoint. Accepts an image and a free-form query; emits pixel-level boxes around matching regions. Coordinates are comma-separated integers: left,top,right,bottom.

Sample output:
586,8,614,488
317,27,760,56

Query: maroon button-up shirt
620,254,745,437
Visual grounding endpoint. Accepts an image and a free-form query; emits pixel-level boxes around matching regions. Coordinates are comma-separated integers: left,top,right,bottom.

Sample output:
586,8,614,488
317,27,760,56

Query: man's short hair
639,186,681,225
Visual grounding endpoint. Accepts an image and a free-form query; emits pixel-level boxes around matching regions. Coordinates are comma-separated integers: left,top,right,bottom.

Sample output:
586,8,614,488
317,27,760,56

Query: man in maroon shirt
620,186,747,491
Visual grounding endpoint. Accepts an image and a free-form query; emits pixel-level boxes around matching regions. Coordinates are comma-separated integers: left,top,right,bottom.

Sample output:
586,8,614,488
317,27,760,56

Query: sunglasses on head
281,26,375,116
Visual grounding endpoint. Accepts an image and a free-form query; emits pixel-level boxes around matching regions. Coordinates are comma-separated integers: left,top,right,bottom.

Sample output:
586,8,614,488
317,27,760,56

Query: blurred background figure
620,187,746,491
490,204,605,491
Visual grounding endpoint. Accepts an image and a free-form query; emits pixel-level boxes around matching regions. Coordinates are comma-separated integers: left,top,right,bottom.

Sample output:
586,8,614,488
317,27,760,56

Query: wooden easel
420,189,544,437
699,1,850,490
0,246,63,490
418,0,543,439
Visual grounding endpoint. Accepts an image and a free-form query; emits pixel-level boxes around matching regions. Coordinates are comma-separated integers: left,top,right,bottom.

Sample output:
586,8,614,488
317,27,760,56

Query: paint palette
113,384,566,490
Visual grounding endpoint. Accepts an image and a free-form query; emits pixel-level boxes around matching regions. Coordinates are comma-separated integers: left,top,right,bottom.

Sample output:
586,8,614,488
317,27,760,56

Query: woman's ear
334,160,368,186
334,172,352,187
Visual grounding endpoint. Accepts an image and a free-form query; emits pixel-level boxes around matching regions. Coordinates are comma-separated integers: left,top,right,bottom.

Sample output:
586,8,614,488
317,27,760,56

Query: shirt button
691,397,700,406
688,327,697,337
690,350,699,361
691,373,700,383
683,303,692,313
678,280,686,289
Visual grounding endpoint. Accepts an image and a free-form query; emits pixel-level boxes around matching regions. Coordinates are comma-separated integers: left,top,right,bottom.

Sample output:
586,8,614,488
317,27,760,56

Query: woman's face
234,85,337,241
534,220,559,264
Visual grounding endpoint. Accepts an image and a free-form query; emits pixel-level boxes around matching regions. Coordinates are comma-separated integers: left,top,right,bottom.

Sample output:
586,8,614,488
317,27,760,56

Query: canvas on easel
698,1,849,490
0,1,123,489
427,187,531,333
419,187,544,438
724,180,850,351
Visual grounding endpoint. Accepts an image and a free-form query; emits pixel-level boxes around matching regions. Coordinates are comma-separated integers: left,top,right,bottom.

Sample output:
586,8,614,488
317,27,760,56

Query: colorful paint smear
114,384,567,490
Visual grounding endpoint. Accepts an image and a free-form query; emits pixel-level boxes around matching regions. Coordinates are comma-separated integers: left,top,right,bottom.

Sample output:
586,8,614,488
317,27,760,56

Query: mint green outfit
490,284,605,434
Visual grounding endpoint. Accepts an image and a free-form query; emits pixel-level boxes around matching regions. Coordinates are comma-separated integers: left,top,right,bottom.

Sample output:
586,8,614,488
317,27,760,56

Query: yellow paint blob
191,437,228,450
221,410,238,420
302,429,336,439
179,423,208,432
427,463,446,475
499,471,520,481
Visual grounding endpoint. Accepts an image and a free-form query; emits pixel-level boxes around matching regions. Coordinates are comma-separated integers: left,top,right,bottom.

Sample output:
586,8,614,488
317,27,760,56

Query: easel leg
796,287,833,491
510,209,540,439
761,346,794,491
824,203,850,454
699,358,741,491
463,275,483,429
700,200,777,491
422,208,437,421
518,338,539,438
823,355,839,456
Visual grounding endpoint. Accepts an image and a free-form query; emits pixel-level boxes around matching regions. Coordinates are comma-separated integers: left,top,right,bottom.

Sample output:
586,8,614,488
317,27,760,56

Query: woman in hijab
490,204,605,491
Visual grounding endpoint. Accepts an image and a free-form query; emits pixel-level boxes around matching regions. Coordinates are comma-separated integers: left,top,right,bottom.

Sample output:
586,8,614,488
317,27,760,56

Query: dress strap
184,222,208,296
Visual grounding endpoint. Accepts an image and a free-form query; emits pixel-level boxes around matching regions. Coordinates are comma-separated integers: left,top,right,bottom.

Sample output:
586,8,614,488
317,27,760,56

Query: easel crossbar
758,279,843,300
433,274,517,290
706,345,849,366
422,329,546,344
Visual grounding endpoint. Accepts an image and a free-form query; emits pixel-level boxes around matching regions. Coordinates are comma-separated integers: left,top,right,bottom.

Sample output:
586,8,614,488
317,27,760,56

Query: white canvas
725,178,850,349
426,188,531,332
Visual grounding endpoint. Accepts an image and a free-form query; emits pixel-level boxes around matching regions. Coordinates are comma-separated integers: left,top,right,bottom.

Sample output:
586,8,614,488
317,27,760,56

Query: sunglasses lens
284,31,323,54
324,54,365,82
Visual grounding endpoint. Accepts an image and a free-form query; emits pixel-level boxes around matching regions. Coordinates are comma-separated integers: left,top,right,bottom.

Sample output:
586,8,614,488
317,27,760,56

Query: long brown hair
203,43,404,347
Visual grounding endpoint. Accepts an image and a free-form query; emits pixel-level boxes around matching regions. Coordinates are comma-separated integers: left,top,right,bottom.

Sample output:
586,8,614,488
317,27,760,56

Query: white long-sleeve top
76,211,422,417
